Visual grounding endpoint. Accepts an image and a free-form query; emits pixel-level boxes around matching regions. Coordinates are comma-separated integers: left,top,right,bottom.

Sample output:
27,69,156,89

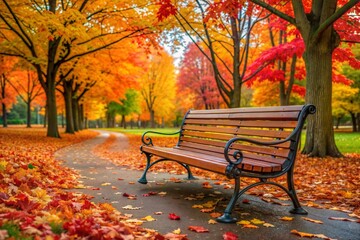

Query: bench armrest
141,130,181,146
223,104,316,166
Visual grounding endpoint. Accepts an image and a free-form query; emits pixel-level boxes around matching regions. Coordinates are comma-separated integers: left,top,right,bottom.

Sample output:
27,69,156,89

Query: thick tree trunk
150,110,155,128
121,115,126,129
302,45,342,157
26,101,31,128
2,103,7,127
63,81,75,133
72,98,79,131
350,112,357,132
357,113,360,132
79,104,84,130
46,84,60,137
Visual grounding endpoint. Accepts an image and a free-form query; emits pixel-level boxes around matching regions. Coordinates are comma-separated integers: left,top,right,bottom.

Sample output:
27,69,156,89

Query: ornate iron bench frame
138,104,316,223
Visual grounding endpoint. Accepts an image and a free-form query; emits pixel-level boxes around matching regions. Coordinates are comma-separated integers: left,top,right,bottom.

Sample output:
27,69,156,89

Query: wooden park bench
138,104,316,223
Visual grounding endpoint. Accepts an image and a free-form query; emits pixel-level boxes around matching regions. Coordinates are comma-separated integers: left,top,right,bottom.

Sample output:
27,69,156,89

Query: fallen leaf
210,212,222,218
223,231,238,240
142,215,156,222
122,205,141,210
188,226,209,233
290,229,314,238
200,208,214,213
101,182,111,186
169,213,181,220
280,216,294,221
173,228,181,234
251,218,265,225
302,217,323,224
208,219,217,224
263,223,275,228
328,217,358,222
242,224,259,229
236,220,250,225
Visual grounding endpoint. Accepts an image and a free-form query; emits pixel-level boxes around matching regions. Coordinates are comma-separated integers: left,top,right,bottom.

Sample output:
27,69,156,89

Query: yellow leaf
280,216,294,221
236,220,251,225
142,215,156,222
173,228,181,234
251,218,265,225
0,160,8,171
192,204,204,209
32,187,51,203
101,182,111,186
208,219,217,224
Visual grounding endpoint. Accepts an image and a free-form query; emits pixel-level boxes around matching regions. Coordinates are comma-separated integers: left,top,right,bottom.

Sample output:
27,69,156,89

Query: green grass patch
102,128,180,136
300,131,360,154
102,128,360,154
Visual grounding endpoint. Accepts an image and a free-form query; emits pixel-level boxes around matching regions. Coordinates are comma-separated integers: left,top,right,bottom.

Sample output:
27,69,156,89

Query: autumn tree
140,50,176,128
7,66,43,127
0,55,17,127
178,43,223,109
247,0,360,157
157,0,269,108
0,0,157,137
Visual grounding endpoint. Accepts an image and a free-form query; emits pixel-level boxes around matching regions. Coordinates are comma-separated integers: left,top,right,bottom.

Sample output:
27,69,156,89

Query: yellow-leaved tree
140,49,176,128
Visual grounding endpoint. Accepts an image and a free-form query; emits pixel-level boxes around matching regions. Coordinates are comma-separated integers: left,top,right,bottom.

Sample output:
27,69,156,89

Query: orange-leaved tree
0,55,17,127
0,0,158,137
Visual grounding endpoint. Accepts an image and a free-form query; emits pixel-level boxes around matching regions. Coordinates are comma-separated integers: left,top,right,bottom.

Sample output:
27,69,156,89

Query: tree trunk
357,113,360,132
350,112,357,132
79,104,84,130
302,45,341,157
72,98,79,131
46,84,60,137
335,116,342,129
150,110,155,128
2,103,7,127
26,101,31,128
63,80,75,133
43,105,47,128
121,115,126,129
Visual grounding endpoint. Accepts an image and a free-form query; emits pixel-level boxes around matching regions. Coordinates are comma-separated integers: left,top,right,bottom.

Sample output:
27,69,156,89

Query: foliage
0,127,163,239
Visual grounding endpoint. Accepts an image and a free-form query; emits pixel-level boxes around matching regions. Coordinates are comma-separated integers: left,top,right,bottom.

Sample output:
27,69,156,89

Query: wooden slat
187,111,300,120
143,146,283,173
180,136,290,157
182,125,291,139
177,143,286,165
190,105,304,114
184,119,298,128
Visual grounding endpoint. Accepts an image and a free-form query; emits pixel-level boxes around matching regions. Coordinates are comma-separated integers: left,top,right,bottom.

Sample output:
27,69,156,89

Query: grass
102,127,360,154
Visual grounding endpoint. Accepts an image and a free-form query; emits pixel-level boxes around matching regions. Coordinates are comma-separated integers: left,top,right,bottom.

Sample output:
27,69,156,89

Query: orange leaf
188,226,209,233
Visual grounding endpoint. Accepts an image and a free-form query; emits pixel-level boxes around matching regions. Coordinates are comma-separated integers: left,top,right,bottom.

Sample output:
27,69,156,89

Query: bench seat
142,145,285,174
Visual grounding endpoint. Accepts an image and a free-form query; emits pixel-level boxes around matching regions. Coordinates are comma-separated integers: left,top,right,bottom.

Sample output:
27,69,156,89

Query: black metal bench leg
182,164,197,180
216,177,240,223
287,170,308,215
138,153,152,184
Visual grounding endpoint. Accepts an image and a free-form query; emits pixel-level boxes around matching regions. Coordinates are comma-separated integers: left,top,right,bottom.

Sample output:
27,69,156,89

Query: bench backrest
176,105,315,172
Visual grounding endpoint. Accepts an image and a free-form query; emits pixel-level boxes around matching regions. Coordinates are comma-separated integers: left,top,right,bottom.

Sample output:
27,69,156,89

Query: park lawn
105,128,360,154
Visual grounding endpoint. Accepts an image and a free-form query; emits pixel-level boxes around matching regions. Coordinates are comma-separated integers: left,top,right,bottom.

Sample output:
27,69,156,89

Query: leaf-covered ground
95,133,360,216
0,127,164,239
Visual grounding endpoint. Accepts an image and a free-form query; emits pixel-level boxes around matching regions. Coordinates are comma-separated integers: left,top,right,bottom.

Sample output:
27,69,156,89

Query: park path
55,130,359,240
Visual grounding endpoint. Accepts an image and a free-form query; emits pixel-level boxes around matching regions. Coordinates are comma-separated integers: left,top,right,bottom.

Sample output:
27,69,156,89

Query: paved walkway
55,131,359,240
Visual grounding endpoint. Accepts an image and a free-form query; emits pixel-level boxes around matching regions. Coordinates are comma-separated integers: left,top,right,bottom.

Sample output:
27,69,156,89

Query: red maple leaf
169,213,181,220
223,231,238,240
